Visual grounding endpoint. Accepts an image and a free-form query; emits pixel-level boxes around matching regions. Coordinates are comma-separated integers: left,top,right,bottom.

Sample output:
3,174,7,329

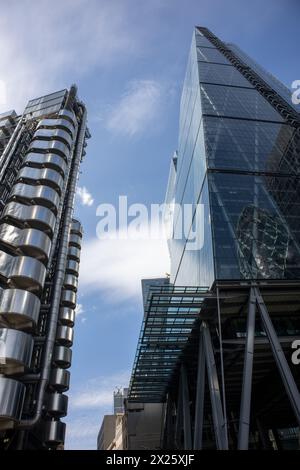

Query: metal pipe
0,116,24,182
19,374,40,383
47,121,79,267
17,104,87,428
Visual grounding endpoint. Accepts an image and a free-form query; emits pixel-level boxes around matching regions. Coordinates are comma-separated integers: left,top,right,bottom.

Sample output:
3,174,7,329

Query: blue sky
0,0,299,450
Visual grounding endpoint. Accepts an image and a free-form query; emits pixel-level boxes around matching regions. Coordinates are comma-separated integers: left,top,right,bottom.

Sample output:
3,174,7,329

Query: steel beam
181,365,192,450
255,287,300,426
193,329,205,450
238,287,256,449
202,321,228,449
175,375,183,449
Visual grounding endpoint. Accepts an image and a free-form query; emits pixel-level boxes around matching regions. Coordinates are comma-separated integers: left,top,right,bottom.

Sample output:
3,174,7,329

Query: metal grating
128,286,210,403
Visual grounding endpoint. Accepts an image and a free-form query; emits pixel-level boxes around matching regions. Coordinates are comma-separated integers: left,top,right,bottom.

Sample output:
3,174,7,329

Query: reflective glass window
200,84,283,121
198,62,253,88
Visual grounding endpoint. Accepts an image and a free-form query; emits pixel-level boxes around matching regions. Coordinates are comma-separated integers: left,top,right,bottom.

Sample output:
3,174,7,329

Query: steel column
202,321,228,449
175,375,183,449
163,393,174,449
181,364,192,450
255,287,300,426
238,287,256,449
193,329,205,449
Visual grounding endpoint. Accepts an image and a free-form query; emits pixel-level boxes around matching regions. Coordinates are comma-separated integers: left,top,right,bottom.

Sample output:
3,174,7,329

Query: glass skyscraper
168,27,300,286
128,28,300,450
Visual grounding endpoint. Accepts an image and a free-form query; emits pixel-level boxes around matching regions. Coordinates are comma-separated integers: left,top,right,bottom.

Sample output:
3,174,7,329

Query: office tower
0,86,90,449
127,27,300,450
97,388,129,450
113,387,128,414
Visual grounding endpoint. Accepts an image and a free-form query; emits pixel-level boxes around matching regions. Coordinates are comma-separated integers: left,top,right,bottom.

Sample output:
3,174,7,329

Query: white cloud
0,81,7,106
66,418,101,440
0,0,144,113
72,390,112,409
79,223,170,302
106,80,163,136
70,370,130,410
66,370,130,449
76,186,94,206
75,303,84,316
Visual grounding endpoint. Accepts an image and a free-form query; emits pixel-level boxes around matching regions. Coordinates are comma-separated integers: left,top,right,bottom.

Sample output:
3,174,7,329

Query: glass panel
200,84,283,121
27,90,66,106
172,178,214,288
198,62,253,88
209,172,300,280
204,117,297,173
195,34,215,48
197,47,231,65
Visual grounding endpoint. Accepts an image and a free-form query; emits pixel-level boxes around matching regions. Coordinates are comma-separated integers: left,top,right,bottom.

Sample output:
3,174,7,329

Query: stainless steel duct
17,104,86,428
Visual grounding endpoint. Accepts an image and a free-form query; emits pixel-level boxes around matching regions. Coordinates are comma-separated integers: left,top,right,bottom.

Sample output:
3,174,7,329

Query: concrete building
127,27,300,450
0,86,90,449
97,415,117,450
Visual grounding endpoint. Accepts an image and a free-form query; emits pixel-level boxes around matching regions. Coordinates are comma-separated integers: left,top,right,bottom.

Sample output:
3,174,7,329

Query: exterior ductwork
17,104,87,433
49,368,70,392
37,118,75,138
43,420,66,446
9,183,60,214
66,259,79,276
23,153,67,177
28,139,70,160
63,274,78,292
0,252,46,293
0,378,26,430
1,201,56,237
46,393,68,418
56,325,74,347
17,167,64,195
52,346,72,369
0,223,51,264
59,307,75,327
67,246,81,262
0,328,34,375
0,88,88,449
33,128,73,149
0,288,40,330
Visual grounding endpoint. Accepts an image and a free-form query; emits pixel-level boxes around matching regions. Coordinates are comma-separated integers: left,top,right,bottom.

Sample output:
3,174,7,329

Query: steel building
0,86,90,449
127,27,300,450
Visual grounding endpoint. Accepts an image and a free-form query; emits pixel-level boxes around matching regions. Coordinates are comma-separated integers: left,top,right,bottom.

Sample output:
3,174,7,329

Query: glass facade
24,89,67,119
167,28,300,286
